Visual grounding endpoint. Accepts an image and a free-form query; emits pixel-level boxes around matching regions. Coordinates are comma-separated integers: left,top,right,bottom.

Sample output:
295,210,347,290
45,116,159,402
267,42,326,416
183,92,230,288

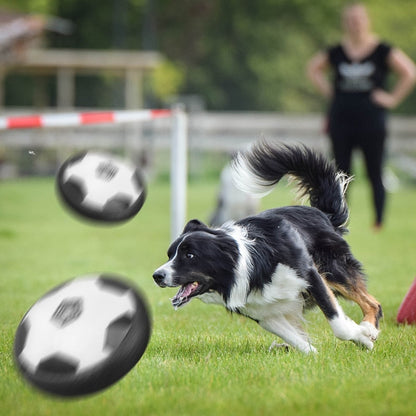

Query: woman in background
307,3,416,230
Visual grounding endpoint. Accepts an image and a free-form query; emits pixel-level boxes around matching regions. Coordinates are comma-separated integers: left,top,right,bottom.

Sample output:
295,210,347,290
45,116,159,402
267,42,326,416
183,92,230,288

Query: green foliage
2,0,416,112
155,0,345,111
366,0,416,112
0,0,53,14
151,59,185,102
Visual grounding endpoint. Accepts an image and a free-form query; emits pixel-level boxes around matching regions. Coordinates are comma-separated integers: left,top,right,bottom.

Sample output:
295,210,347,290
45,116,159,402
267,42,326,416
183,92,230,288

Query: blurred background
0,0,415,181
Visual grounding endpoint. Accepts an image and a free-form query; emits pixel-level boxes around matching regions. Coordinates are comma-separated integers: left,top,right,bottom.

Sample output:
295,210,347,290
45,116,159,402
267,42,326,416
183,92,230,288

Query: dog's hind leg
305,267,378,350
326,279,382,345
328,279,382,330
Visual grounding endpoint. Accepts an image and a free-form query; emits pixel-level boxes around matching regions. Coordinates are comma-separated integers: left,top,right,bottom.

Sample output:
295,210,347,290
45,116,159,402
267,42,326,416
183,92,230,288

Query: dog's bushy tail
231,140,351,232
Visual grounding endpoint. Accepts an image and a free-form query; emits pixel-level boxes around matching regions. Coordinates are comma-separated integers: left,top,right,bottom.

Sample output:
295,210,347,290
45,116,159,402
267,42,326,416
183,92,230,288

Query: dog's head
153,219,239,308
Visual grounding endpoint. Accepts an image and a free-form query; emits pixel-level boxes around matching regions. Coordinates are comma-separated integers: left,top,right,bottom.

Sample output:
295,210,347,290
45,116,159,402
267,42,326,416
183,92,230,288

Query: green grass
1,174,416,416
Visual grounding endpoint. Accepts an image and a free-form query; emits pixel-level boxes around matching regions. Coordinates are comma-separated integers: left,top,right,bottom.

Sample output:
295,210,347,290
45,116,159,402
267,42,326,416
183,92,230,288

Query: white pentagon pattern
18,276,136,374
63,152,143,210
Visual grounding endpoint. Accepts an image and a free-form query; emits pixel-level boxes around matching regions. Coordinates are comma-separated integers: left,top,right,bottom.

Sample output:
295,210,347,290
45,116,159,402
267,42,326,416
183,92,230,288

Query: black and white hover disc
56,151,146,223
14,274,151,397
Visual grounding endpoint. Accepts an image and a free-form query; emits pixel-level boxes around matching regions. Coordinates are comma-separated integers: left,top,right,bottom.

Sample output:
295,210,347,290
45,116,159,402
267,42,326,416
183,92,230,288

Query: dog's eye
186,253,195,259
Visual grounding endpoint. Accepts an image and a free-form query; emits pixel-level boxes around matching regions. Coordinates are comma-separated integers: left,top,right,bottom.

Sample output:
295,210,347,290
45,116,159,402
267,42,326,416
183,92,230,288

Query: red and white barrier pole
0,107,187,241
0,109,172,129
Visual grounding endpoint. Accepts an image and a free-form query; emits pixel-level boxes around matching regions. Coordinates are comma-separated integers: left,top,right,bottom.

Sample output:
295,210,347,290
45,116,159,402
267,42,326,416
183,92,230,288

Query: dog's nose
153,269,167,286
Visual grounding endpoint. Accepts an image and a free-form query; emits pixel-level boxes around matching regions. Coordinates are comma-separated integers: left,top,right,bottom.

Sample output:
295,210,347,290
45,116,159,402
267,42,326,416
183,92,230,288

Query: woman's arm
372,48,416,109
306,51,333,99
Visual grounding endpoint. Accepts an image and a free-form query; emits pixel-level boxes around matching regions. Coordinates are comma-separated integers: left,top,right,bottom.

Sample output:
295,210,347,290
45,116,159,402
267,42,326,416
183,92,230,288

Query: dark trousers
329,123,387,226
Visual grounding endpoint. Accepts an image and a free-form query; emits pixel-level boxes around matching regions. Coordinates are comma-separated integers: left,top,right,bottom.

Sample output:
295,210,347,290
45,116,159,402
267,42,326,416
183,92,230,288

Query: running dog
153,141,382,353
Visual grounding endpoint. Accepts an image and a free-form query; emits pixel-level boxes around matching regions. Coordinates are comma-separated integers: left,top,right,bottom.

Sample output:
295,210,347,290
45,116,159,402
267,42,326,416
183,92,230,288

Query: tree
2,0,415,113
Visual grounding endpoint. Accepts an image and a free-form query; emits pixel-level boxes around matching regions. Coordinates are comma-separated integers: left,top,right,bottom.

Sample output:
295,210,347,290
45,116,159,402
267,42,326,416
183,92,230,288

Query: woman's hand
371,89,398,109
374,48,416,109
306,51,333,99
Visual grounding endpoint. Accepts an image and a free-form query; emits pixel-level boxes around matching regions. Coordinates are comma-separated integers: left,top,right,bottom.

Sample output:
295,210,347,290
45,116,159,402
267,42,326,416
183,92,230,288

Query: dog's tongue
171,282,199,309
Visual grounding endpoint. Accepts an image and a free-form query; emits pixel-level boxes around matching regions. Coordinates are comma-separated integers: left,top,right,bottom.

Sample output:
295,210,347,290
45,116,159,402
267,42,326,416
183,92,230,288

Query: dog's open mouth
171,281,201,309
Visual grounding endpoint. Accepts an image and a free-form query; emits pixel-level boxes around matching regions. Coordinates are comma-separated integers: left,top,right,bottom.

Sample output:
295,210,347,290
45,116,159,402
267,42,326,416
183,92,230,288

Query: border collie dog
153,141,382,353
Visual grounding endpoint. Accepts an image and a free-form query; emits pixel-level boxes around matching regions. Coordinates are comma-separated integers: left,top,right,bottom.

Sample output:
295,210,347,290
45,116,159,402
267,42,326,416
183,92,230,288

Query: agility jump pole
0,107,188,242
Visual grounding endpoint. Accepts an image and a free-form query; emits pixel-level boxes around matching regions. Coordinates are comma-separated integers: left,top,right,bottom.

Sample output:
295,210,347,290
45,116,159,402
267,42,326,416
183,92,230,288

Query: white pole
170,105,188,242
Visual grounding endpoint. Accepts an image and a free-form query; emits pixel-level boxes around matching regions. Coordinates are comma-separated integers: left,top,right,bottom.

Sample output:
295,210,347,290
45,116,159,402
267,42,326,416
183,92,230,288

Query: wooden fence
0,110,415,178
1,111,414,151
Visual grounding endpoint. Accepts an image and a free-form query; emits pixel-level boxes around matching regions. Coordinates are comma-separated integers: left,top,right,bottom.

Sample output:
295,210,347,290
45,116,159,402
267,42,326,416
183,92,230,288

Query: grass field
1,170,416,416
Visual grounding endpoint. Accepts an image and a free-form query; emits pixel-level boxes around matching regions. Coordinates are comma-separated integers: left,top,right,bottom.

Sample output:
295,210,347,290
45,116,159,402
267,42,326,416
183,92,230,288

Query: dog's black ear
183,219,208,234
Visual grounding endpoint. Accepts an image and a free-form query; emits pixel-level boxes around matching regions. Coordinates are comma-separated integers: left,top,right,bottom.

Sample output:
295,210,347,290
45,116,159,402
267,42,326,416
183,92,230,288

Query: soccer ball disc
14,274,151,397
56,151,146,223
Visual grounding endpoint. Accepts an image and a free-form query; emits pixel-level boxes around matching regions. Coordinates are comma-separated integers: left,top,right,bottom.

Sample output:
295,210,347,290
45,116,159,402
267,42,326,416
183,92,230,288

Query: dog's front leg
259,316,317,354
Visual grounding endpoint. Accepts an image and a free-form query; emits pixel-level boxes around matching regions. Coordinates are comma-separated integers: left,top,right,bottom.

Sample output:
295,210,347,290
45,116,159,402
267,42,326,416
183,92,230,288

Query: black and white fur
153,141,382,353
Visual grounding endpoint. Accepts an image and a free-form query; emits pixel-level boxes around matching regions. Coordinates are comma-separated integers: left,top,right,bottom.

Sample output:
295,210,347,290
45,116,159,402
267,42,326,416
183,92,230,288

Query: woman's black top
327,42,392,130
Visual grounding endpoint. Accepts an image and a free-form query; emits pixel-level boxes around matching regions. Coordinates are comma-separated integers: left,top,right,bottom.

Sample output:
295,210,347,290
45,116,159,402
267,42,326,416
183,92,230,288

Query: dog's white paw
330,315,379,350
359,321,380,341
353,321,379,350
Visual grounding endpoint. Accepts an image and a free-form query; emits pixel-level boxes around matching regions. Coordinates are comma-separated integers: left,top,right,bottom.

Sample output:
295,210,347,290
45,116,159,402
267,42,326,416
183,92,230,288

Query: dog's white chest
198,263,309,321
198,291,226,306
236,264,309,321
261,264,309,302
